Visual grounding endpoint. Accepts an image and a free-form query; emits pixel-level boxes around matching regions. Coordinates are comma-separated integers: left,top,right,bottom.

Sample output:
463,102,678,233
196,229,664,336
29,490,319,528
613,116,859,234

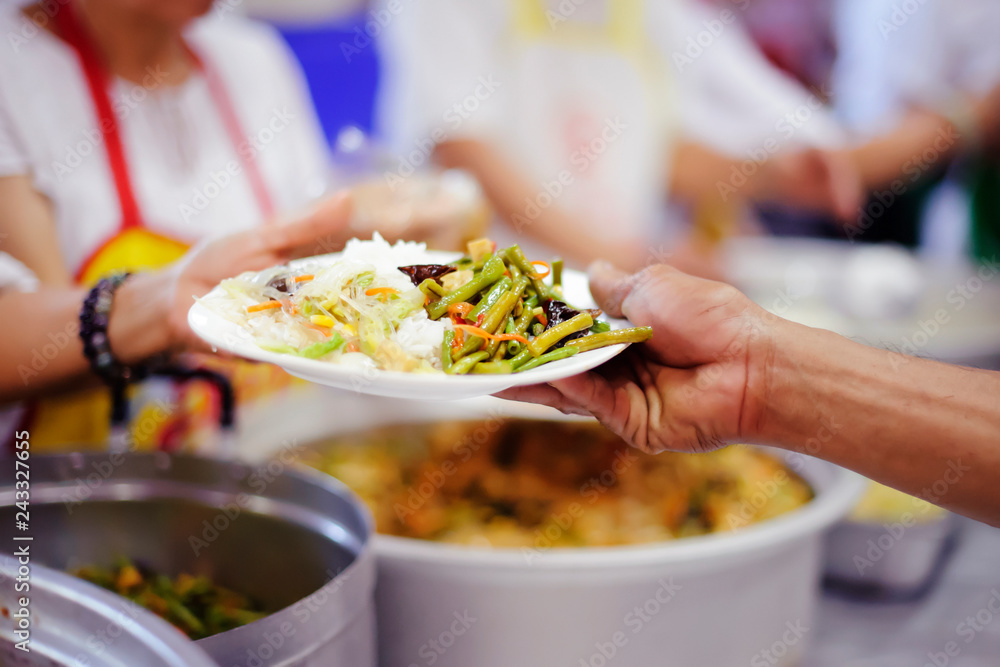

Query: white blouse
0,6,330,276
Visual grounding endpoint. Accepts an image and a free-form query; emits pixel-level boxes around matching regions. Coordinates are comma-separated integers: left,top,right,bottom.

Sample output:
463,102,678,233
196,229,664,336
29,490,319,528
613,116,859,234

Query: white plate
187,250,634,400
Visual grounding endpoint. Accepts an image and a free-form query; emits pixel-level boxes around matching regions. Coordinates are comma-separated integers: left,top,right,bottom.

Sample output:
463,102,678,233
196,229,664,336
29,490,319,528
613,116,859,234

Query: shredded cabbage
200,235,449,372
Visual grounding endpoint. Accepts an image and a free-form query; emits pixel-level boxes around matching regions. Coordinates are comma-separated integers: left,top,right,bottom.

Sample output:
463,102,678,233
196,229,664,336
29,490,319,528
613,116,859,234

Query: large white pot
251,394,863,667
373,448,862,667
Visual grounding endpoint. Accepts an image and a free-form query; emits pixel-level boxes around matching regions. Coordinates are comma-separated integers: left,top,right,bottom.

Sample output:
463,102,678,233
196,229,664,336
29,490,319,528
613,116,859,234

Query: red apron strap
53,3,143,232
187,44,277,221
54,2,276,229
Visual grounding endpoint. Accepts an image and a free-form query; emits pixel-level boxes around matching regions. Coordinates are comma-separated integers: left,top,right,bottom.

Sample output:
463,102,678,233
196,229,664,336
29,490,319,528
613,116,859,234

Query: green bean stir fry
403,239,653,375
73,559,266,640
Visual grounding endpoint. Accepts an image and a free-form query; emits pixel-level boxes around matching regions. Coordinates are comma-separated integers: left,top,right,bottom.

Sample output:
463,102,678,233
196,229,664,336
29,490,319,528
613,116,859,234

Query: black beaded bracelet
79,272,151,387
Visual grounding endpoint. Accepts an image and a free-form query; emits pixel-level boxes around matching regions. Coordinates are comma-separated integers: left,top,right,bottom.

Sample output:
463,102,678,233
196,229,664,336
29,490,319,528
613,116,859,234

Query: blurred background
2,0,1000,665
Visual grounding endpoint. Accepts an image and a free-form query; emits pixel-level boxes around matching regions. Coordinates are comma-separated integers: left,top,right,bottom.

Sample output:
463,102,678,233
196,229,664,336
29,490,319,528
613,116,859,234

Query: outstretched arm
0,195,353,404
500,263,1000,526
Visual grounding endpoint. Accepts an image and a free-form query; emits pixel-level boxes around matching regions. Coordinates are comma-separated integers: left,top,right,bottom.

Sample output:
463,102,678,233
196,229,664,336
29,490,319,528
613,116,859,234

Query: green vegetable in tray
72,558,266,640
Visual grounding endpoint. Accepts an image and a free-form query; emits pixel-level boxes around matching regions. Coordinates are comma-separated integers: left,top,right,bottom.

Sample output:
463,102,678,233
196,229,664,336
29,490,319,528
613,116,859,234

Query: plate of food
188,235,651,400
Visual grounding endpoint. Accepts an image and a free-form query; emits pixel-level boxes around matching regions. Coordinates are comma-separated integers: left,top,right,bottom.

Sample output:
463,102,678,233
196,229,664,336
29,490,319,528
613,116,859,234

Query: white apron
502,0,676,243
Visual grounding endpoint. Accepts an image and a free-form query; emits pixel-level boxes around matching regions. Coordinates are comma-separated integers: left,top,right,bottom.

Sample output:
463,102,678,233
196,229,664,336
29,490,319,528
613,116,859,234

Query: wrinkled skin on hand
499,262,776,454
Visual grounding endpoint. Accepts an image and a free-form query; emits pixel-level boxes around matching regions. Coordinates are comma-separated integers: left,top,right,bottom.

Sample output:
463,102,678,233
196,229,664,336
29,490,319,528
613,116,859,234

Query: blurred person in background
0,0,332,451
831,0,1000,256
374,0,860,274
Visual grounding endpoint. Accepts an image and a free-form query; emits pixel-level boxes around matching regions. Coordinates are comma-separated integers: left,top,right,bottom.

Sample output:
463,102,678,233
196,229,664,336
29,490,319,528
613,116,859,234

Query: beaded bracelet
78,272,151,387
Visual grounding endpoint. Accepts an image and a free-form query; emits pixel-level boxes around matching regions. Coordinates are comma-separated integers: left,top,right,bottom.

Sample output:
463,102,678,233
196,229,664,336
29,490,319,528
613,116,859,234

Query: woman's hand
112,194,353,362
499,261,777,454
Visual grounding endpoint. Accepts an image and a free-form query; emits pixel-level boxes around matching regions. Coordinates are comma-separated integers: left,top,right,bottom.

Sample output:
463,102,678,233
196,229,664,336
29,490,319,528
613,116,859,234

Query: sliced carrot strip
365,287,400,297
448,302,474,322
453,324,529,345
294,274,314,283
246,301,282,314
536,311,548,327
531,261,551,279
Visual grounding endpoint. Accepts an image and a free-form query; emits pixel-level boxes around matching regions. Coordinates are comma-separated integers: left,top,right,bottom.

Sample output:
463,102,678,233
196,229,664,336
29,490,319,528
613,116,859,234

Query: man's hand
499,261,776,454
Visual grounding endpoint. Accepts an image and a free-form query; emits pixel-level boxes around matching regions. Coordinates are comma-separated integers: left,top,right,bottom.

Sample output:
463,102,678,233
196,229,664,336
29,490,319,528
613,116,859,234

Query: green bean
457,290,520,357
419,278,447,298
473,250,497,270
551,258,563,287
508,262,523,281
589,321,612,334
515,346,579,372
526,312,593,357
469,277,512,320
565,327,653,353
509,347,533,369
531,322,545,337
470,361,514,374
524,294,540,311
448,351,489,375
486,314,514,358
506,245,549,296
506,302,535,356
441,331,455,373
511,274,531,297
427,254,506,319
